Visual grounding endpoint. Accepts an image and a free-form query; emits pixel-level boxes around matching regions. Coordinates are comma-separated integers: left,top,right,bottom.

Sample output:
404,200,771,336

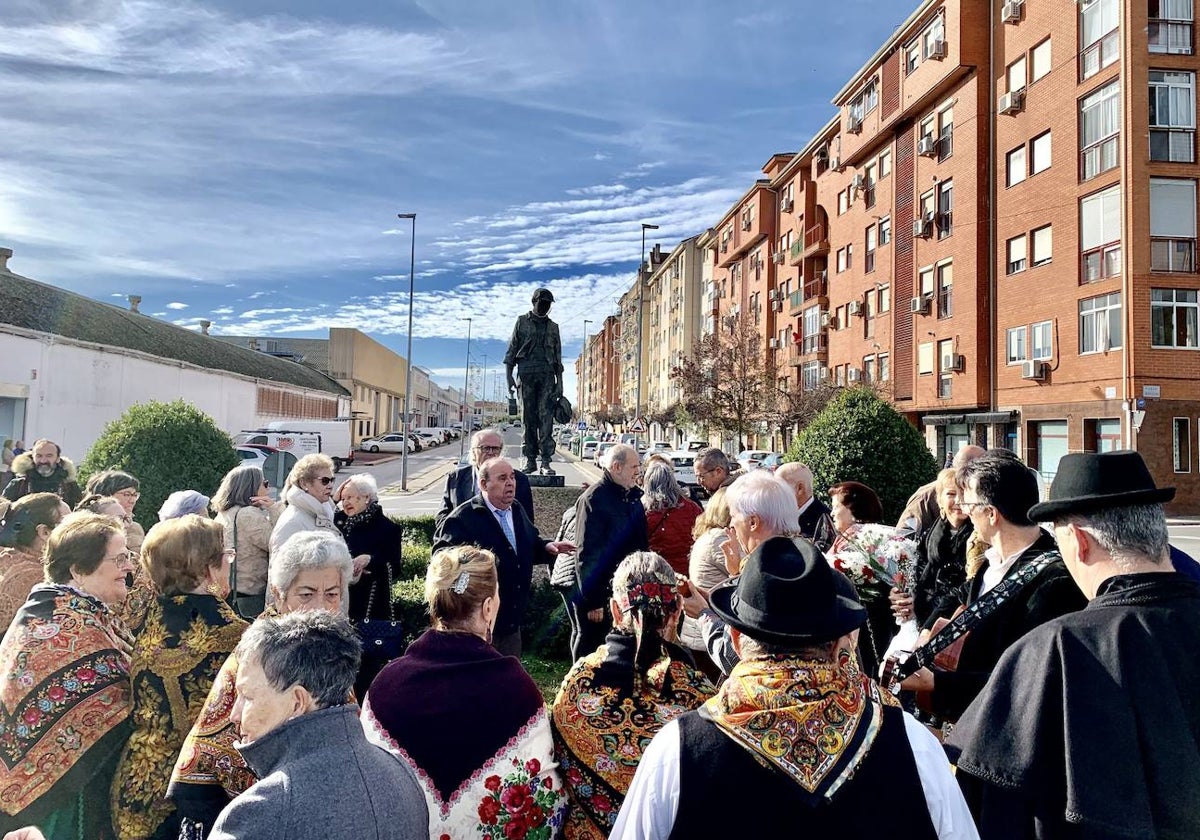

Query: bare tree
670,312,779,452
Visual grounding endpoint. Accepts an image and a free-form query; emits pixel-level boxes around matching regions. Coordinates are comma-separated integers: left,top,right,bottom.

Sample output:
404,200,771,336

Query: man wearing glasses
897,450,1085,724
436,428,533,528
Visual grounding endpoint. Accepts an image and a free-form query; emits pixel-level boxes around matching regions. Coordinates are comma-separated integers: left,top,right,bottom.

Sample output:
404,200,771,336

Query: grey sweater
210,705,428,840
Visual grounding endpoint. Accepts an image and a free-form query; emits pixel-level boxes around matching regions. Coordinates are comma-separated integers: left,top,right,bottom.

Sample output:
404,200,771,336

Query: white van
235,419,355,472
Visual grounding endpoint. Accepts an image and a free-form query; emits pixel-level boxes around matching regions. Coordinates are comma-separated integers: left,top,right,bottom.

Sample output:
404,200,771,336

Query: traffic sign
628,416,647,433
577,420,587,430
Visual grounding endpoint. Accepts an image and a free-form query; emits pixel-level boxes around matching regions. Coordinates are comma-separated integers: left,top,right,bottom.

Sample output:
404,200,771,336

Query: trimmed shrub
80,400,240,531
397,514,436,547
786,387,938,523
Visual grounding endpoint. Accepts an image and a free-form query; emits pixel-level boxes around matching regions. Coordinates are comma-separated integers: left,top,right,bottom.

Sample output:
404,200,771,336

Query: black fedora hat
708,536,867,646
1028,450,1175,522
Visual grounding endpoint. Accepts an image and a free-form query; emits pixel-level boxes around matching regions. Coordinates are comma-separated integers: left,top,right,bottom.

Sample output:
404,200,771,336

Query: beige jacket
216,503,283,596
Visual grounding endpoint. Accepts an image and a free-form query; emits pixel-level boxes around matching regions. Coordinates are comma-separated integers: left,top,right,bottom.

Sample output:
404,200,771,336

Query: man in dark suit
776,461,835,552
433,456,573,656
436,428,534,529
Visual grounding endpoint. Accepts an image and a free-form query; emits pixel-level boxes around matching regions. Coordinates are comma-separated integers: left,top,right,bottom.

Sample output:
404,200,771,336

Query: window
801,362,821,392
1031,39,1053,82
1149,0,1193,54
1080,80,1120,180
1080,0,1120,80
878,284,891,312
906,42,921,74
937,262,953,318
1081,185,1122,283
1079,292,1123,352
1149,70,1195,162
838,189,850,215
1031,131,1052,174
879,353,890,381
879,216,892,245
918,341,935,375
1007,326,1028,363
1008,55,1028,92
1032,320,1053,360
919,266,935,297
836,246,850,273
923,14,946,60
1151,288,1200,346
850,78,879,121
919,189,936,222
1008,234,1028,274
1032,225,1053,266
938,339,955,397
937,180,953,238
1150,178,1197,272
861,356,876,383
1007,146,1027,186
1174,417,1192,471
879,149,892,177
865,225,877,273
864,162,877,209
939,106,954,160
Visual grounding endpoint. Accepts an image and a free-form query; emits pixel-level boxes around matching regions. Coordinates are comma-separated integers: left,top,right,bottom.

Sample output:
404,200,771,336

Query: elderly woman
0,492,70,629
111,516,247,840
363,546,568,839
828,480,892,677
212,465,282,619
208,612,427,840
0,512,135,838
640,460,702,577
159,490,211,522
891,468,973,629
167,531,353,834
86,470,145,554
269,455,342,556
552,552,713,838
334,473,403,695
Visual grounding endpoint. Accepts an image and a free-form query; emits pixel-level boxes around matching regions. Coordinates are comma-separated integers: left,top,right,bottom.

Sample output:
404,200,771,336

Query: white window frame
1007,146,1027,187
1032,225,1053,266
1031,131,1052,175
1008,234,1028,274
1080,80,1121,181
1031,39,1053,82
1149,70,1196,163
1080,0,1120,81
1151,288,1200,347
1007,326,1028,364
1031,320,1053,360
1149,0,1193,55
1079,292,1123,353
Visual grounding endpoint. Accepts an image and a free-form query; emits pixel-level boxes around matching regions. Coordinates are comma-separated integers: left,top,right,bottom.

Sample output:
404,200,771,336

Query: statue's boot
540,460,556,475
522,459,538,474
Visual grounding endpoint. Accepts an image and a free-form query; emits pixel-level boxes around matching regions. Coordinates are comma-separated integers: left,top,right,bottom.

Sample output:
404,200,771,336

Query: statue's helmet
532,288,555,304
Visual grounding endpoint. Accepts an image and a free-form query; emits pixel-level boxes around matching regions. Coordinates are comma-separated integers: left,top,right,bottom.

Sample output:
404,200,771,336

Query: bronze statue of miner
505,288,564,476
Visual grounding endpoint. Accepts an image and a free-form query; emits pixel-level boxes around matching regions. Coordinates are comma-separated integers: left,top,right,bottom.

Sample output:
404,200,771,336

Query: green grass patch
521,654,571,704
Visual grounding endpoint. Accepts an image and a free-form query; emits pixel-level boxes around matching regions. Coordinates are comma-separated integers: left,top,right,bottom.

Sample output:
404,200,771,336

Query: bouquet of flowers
477,757,564,840
827,523,919,596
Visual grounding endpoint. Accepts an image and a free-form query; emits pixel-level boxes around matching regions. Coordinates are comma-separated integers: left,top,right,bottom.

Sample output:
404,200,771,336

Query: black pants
518,372,557,464
567,601,608,662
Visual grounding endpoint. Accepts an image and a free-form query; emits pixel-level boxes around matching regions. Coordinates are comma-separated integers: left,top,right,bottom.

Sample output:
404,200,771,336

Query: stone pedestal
526,474,565,488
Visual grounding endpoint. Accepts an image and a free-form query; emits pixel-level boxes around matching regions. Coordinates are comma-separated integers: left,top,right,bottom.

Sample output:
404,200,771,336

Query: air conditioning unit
848,300,864,317
780,197,794,213
772,300,784,312
771,252,785,265
831,155,844,171
847,115,863,134
819,311,832,328
929,39,948,59
913,217,931,238
999,89,1025,115
768,338,781,349
1002,0,1023,23
847,367,862,383
1022,360,1047,380
918,135,939,156
910,295,931,315
946,353,966,372
741,218,752,231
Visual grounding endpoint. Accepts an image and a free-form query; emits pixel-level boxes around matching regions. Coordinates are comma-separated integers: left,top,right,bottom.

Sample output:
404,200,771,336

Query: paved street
348,426,600,517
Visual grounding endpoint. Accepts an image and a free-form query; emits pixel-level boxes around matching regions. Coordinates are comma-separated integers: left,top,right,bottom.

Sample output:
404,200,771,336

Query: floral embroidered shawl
551,631,713,839
701,651,895,801
0,584,132,816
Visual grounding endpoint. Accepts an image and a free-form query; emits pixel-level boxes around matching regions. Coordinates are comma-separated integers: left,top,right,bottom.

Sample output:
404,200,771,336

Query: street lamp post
397,212,416,490
459,317,472,461
634,222,659,424
582,318,593,425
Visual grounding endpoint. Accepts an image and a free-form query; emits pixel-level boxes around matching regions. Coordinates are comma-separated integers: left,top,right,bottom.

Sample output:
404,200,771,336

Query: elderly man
2,438,83,508
436,428,533,528
209,611,428,840
570,444,649,661
898,445,985,533
948,451,1200,839
612,532,976,839
894,451,1085,723
433,457,573,656
775,461,835,551
692,448,738,505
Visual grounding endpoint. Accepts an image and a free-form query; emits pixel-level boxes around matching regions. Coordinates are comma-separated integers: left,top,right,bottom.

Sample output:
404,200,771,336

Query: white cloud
166,301,188,310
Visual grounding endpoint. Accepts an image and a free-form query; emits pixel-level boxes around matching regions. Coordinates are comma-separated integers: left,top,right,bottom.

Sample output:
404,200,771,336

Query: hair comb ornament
451,571,471,594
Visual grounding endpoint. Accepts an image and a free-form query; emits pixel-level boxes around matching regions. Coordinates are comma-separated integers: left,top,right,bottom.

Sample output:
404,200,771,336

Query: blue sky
0,0,905,401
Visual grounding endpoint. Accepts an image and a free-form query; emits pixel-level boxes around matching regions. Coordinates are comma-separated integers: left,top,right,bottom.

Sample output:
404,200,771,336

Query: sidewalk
378,460,457,496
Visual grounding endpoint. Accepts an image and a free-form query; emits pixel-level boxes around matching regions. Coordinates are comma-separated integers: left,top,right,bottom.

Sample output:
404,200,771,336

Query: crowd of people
0,430,1197,840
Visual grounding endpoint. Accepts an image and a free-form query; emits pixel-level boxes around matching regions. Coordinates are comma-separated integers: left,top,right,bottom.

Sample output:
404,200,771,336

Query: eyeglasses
317,476,335,486
958,501,991,512
261,479,270,488
115,489,140,499
476,445,503,455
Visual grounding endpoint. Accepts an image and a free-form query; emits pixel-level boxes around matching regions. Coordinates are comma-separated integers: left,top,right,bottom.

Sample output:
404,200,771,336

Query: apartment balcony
788,289,806,315
803,273,828,301
803,222,829,257
789,237,805,267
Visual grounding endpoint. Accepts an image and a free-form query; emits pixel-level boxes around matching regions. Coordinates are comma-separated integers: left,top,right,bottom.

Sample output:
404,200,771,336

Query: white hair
340,473,378,500
602,443,637,470
725,471,800,537
269,531,353,611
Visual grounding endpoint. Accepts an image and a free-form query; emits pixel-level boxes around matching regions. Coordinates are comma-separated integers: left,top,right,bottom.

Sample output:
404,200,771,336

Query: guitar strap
894,550,1060,680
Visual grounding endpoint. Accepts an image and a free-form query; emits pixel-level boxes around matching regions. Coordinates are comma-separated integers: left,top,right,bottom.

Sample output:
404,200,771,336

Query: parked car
414,431,440,446
359,433,413,453
668,452,698,487
648,441,673,454
684,440,707,452
737,450,774,472
759,453,786,473
581,440,600,461
596,441,618,463
236,446,271,470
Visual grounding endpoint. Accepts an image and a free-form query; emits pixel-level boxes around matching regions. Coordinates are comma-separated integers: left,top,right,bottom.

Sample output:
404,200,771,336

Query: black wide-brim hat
1028,450,1175,522
709,536,867,646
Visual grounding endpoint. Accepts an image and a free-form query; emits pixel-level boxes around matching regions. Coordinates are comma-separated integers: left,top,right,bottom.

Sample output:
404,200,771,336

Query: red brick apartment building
698,0,1200,511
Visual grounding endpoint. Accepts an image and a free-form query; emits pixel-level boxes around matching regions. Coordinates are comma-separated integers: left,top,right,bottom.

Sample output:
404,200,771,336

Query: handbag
356,557,406,661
